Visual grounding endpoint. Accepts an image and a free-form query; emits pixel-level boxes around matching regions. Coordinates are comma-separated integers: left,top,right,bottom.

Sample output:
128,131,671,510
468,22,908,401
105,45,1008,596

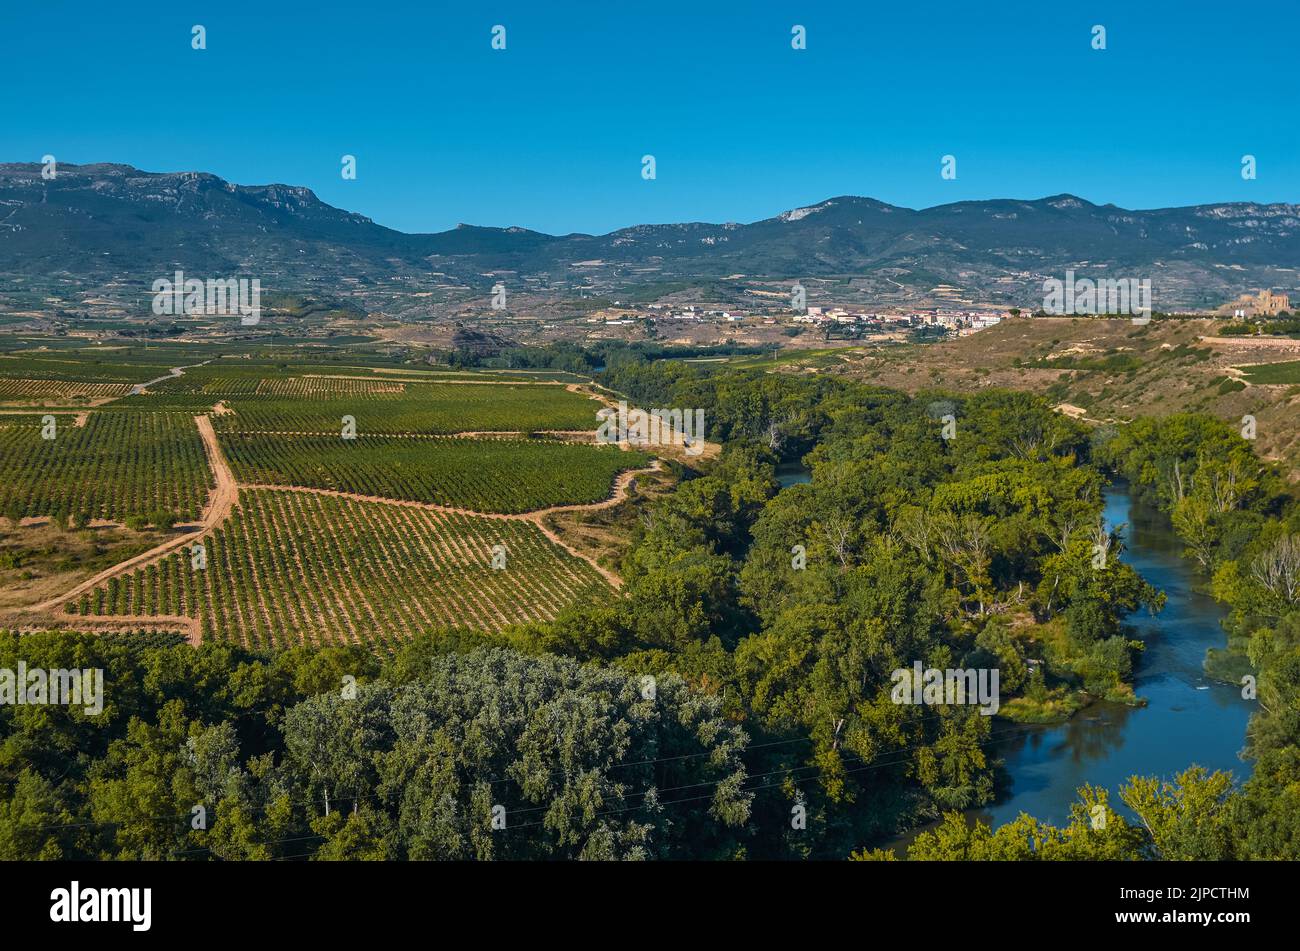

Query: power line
6,704,1016,843
497,719,1047,832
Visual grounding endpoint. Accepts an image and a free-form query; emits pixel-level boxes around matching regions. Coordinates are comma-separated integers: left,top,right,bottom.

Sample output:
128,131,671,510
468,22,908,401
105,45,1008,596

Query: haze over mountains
2,162,1297,310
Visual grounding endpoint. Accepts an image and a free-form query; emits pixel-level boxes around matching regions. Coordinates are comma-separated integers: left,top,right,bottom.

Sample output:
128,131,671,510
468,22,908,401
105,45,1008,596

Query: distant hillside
840,316,1300,480
2,162,1297,308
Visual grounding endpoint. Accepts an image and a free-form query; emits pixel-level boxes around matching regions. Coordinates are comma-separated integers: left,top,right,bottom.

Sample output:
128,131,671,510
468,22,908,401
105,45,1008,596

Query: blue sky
5,0,1296,234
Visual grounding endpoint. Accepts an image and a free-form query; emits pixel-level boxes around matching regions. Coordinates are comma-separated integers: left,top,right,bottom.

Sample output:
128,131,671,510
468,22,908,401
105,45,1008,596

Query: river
877,484,1255,847
775,462,812,488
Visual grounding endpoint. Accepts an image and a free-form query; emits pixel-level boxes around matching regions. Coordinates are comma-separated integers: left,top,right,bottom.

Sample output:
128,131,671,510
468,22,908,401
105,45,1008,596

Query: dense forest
2,359,1297,860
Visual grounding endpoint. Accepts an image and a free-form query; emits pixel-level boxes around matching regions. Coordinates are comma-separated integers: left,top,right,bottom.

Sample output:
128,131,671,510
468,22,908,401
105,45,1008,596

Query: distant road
129,360,211,395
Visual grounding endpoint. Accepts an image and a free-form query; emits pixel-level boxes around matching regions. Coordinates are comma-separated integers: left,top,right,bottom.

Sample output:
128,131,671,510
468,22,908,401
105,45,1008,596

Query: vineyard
253,376,407,397
0,354,170,383
0,378,135,402
141,368,406,398
207,382,600,434
118,373,602,431
219,432,649,512
0,411,213,522
64,489,613,649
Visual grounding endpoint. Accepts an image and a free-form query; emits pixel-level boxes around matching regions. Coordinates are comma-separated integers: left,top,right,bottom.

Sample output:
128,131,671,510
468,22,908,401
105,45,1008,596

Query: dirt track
241,460,658,522
48,614,200,642
240,460,661,587
31,414,238,614
129,360,212,396
194,415,239,523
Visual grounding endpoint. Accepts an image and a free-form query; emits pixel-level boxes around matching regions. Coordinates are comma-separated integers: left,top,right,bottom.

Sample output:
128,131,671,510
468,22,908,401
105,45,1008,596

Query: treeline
1218,315,1300,336
432,340,768,373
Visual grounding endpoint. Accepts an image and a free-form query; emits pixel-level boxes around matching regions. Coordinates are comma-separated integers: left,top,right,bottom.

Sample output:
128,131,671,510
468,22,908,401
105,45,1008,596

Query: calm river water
877,485,1254,847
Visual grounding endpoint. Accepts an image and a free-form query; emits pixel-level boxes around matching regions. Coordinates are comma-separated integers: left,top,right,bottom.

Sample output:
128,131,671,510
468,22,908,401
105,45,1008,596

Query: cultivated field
1241,359,1300,385
0,353,170,384
134,372,603,434
220,432,650,513
0,411,213,522
253,376,408,396
0,377,134,402
212,385,597,434
64,488,613,648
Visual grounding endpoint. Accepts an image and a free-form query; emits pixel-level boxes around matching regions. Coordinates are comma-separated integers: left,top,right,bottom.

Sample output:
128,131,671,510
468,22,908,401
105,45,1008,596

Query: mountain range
2,162,1297,310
